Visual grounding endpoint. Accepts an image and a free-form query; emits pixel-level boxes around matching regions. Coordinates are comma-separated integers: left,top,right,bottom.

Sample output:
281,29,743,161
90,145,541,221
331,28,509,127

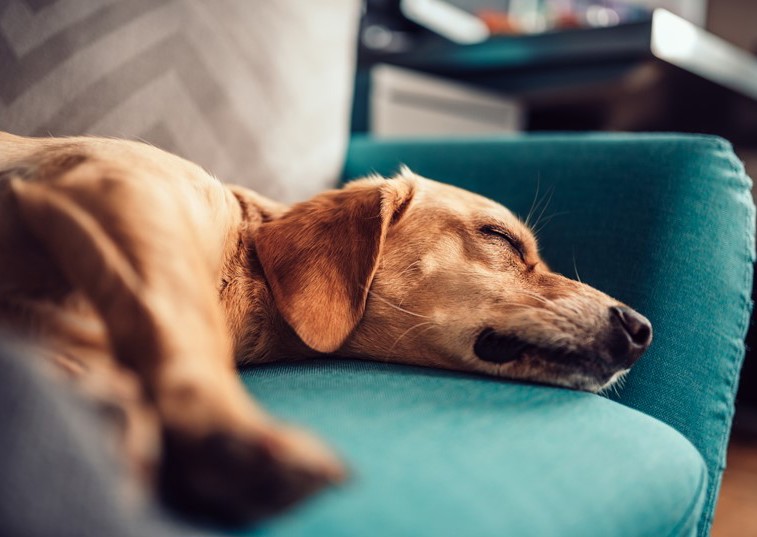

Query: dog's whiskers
524,173,541,228
532,210,569,237
395,261,425,307
517,289,550,305
397,259,423,279
529,185,555,235
363,287,430,319
615,372,629,392
572,251,583,283
598,370,629,398
389,321,437,352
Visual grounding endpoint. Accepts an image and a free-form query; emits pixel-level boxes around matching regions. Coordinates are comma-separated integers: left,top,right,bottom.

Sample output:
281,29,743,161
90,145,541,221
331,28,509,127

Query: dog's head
255,169,651,392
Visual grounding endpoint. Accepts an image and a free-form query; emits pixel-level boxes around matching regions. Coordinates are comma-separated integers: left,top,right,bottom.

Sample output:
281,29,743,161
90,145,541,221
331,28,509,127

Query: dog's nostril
610,306,652,347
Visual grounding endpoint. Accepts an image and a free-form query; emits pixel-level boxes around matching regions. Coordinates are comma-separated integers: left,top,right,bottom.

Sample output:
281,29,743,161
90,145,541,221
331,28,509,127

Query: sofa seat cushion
240,359,706,537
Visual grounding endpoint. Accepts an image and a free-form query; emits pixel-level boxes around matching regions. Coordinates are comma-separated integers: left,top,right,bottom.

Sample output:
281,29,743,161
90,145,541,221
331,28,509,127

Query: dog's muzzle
473,306,653,372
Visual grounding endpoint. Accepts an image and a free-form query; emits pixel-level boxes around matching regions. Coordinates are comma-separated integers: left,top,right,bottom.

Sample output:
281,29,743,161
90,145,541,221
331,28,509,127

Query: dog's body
0,132,652,523
0,132,342,521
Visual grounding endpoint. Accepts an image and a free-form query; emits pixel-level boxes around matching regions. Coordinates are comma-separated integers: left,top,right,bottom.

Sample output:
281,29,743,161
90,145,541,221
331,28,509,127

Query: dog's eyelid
479,224,526,261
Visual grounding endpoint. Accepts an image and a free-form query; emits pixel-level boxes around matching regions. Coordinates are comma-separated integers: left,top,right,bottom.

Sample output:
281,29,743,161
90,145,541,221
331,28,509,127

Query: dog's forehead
413,176,520,225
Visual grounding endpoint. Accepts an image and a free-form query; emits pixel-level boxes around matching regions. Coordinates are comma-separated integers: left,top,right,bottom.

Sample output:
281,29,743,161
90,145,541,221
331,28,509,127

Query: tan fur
0,132,650,522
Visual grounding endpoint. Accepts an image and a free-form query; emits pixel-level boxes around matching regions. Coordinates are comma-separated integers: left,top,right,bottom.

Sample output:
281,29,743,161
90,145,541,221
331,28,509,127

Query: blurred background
351,1,757,535
353,0,757,174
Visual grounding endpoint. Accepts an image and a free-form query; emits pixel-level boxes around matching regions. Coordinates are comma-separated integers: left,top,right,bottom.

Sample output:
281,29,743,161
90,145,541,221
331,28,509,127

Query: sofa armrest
343,133,755,535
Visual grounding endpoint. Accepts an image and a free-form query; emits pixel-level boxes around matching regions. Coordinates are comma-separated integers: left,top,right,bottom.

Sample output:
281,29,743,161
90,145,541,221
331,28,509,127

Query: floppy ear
255,176,415,353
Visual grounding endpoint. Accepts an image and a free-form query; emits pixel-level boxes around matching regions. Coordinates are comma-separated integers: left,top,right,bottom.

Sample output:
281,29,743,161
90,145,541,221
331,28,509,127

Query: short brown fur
0,133,650,523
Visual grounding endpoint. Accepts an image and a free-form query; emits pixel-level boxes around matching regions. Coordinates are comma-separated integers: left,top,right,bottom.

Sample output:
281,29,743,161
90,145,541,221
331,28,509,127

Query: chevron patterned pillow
0,0,360,202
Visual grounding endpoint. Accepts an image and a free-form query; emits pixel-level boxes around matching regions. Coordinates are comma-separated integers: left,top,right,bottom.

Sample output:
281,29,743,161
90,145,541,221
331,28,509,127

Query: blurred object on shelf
358,0,421,58
404,0,653,38
354,8,757,149
480,0,652,34
630,0,707,25
476,9,523,34
371,65,523,137
402,0,491,43
358,0,707,52
356,0,651,67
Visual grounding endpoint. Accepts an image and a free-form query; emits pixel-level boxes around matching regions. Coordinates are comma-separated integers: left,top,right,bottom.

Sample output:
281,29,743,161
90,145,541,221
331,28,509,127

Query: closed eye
479,225,526,262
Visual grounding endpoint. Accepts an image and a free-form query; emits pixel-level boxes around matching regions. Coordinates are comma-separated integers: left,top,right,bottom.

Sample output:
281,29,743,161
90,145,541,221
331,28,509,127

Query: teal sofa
241,134,754,537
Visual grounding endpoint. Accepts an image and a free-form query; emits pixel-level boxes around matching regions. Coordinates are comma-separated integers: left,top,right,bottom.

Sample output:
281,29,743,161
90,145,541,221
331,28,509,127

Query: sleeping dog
0,132,651,523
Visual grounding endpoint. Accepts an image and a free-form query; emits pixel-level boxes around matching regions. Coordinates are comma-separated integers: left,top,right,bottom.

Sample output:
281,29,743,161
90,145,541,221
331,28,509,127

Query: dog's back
0,132,347,522
0,134,109,367
0,132,238,368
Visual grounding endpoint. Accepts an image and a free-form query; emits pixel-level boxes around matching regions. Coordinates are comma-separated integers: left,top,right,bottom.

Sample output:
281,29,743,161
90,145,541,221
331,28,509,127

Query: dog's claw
159,424,346,526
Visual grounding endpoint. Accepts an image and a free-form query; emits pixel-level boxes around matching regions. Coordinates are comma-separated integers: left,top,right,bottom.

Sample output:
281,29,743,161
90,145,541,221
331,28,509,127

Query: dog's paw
159,423,346,526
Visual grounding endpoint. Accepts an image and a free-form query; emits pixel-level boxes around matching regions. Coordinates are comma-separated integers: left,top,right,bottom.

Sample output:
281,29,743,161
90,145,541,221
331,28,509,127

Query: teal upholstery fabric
238,134,752,536
241,361,706,537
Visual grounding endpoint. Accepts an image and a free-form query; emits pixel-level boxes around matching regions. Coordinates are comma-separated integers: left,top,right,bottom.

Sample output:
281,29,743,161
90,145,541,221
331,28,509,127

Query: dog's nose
608,306,653,366
611,306,653,347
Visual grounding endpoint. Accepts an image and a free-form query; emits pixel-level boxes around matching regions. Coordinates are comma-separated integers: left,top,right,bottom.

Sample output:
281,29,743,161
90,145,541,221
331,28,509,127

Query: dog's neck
220,189,314,365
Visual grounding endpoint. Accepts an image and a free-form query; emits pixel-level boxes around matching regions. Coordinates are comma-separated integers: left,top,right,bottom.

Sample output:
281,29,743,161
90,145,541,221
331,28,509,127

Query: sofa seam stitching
698,153,755,535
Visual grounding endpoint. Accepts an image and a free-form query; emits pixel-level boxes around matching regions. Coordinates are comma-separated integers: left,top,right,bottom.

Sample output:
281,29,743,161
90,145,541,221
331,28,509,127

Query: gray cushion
0,340,215,537
0,0,359,202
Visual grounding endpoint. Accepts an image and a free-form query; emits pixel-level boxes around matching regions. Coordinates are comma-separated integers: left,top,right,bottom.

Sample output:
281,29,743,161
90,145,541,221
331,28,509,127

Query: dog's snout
608,306,652,366
611,306,652,346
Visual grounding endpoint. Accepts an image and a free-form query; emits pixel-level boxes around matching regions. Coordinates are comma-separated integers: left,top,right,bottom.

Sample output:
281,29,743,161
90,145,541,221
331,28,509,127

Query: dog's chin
548,368,630,394
472,328,627,393
596,368,631,393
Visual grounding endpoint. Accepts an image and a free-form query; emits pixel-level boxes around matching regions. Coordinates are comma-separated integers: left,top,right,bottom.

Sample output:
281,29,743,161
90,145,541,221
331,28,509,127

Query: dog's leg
9,167,343,523
73,358,162,492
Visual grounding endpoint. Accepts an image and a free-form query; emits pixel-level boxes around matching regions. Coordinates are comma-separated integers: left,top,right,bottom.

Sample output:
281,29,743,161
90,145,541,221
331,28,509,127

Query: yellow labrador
0,132,651,523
